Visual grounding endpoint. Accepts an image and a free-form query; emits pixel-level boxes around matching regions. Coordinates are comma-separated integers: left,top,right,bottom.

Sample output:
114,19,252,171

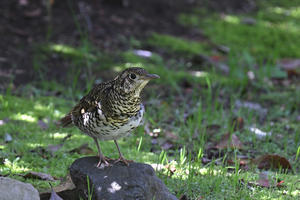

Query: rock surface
70,156,178,200
0,177,40,200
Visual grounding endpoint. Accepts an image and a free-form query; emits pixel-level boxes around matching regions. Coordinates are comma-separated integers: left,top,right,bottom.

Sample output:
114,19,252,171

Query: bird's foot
114,156,133,166
96,156,113,168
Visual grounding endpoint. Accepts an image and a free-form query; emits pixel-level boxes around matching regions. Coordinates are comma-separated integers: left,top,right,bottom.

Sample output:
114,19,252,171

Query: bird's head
115,67,159,96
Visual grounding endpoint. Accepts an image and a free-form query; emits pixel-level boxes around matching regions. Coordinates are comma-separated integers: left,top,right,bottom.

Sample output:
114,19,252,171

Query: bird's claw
96,156,113,168
114,156,133,166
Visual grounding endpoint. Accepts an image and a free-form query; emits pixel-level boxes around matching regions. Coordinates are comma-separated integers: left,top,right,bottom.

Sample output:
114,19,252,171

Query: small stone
4,133,12,143
70,156,178,200
241,17,256,25
0,177,40,200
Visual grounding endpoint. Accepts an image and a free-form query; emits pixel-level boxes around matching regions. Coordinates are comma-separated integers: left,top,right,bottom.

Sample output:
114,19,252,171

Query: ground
0,0,300,199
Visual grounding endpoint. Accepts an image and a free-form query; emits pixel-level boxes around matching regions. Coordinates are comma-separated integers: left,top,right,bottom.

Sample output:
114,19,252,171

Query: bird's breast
76,103,144,141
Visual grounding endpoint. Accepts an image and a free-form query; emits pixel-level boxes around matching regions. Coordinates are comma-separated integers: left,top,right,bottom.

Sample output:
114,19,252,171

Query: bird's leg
114,140,133,166
92,137,110,167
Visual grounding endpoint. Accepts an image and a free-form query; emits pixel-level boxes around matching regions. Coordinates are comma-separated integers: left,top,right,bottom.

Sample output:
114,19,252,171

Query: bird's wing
59,82,111,127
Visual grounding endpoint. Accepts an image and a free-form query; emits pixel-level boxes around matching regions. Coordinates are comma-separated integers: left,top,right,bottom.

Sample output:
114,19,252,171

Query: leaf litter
252,154,292,171
23,171,55,181
40,174,76,200
215,133,244,150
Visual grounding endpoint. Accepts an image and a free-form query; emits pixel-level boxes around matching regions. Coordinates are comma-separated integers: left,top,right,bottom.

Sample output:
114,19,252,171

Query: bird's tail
58,114,73,127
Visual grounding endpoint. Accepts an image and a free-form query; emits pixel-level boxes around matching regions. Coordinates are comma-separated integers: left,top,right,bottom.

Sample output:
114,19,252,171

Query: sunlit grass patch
178,8,300,61
147,33,212,56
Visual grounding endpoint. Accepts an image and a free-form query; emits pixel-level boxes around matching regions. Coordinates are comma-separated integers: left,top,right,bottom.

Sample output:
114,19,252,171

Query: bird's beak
143,73,160,80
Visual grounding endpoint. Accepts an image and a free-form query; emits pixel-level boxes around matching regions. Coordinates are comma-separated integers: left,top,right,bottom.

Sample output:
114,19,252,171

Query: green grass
178,1,300,62
147,33,212,56
1,1,300,199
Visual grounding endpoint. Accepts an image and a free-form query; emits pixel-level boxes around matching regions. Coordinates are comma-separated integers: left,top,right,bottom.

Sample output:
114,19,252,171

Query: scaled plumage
59,67,159,167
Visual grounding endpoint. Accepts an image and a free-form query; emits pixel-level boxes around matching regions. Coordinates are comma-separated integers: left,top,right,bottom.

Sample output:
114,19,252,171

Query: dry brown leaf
278,58,300,78
253,154,292,170
246,172,285,189
257,172,272,188
165,164,176,177
215,133,243,150
53,174,76,193
40,174,76,200
231,117,244,131
24,171,55,181
49,0,55,5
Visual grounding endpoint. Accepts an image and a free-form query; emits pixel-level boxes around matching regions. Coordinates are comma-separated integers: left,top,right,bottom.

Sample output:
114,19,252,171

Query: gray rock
70,156,178,200
0,177,40,200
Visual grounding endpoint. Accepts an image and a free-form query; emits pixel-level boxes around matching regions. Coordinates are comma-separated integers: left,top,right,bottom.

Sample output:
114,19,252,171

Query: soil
0,0,255,90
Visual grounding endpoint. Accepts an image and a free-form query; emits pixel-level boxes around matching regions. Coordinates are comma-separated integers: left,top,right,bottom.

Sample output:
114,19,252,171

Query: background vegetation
0,0,299,199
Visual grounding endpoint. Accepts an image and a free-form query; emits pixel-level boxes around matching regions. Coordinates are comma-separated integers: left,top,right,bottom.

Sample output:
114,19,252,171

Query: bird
59,67,159,167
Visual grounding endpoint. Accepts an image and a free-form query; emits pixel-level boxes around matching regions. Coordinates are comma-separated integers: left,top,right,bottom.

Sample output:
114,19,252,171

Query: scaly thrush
59,67,159,167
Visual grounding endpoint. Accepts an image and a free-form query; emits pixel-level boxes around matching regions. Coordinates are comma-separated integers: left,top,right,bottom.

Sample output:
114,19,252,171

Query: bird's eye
129,73,136,80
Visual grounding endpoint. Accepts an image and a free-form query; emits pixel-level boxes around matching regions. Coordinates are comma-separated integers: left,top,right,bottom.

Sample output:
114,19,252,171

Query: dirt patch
0,0,254,89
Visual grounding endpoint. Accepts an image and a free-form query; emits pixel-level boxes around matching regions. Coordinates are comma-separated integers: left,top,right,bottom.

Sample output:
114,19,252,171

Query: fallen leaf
253,154,292,170
49,0,55,6
24,171,55,181
257,172,270,187
246,172,286,189
215,133,243,150
278,58,300,78
53,174,76,193
165,164,176,176
69,143,95,155
40,175,77,200
227,159,249,167
231,117,244,131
